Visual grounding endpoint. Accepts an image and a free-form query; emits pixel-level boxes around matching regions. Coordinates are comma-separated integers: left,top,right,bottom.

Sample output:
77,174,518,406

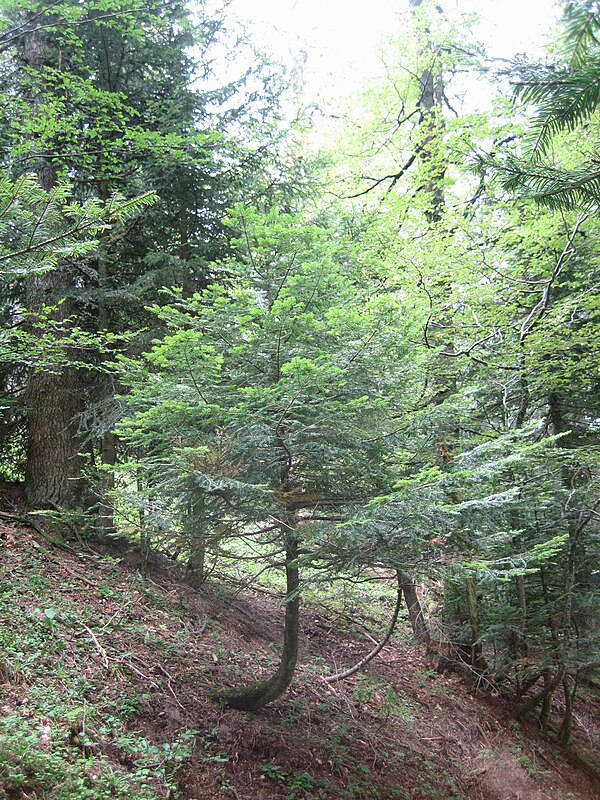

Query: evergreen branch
514,59,600,154
485,153,600,210
0,6,155,51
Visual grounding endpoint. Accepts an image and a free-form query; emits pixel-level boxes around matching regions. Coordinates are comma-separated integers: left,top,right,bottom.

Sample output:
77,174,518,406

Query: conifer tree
486,0,600,209
116,205,416,707
0,0,285,510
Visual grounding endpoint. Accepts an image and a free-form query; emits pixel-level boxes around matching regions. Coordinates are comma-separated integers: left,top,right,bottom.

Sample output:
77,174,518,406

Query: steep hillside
0,518,599,800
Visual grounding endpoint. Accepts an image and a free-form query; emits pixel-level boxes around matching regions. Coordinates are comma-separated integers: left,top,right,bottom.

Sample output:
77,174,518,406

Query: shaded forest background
0,0,599,795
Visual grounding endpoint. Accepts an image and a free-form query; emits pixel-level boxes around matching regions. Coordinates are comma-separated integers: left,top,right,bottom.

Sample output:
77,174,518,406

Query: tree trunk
399,570,431,645
24,364,83,508
410,0,446,224
558,673,577,746
97,429,116,535
22,12,84,510
218,527,300,711
184,487,207,589
465,576,487,672
186,533,206,590
95,200,117,533
24,255,84,509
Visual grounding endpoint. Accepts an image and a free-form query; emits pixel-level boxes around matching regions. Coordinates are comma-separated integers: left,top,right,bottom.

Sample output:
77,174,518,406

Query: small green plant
518,754,551,780
219,774,238,794
260,763,287,783
345,780,381,799
289,771,316,798
415,667,437,689
0,711,160,799
259,764,320,799
44,607,58,626
98,584,123,601
354,676,376,705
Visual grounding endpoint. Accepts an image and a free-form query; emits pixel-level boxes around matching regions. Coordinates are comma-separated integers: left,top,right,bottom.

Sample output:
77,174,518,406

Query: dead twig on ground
81,624,110,669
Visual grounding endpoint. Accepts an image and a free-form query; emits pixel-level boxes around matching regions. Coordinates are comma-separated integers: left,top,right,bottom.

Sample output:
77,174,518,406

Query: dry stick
47,557,101,590
117,657,157,686
155,664,186,710
49,501,98,554
130,655,184,709
323,572,403,684
81,624,110,669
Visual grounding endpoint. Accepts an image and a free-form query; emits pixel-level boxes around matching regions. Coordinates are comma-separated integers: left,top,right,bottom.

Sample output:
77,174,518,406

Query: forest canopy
0,0,598,742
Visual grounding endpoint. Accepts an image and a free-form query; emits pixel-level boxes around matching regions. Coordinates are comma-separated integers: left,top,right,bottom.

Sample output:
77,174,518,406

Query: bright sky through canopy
229,0,559,101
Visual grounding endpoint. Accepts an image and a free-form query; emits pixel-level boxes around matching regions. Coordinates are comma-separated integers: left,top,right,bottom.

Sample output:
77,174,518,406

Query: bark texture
400,570,431,645
22,12,84,509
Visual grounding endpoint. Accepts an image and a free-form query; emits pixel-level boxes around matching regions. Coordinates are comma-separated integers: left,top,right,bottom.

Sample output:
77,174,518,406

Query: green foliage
0,174,153,277
483,0,600,209
0,549,194,800
0,0,292,494
116,204,415,564
0,175,155,379
0,0,596,752
0,712,160,800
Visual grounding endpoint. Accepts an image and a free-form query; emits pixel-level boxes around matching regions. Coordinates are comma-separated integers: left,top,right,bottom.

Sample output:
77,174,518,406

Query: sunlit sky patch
228,0,559,101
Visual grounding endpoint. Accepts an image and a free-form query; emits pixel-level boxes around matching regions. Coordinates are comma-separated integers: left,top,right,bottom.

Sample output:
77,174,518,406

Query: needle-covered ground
0,512,599,800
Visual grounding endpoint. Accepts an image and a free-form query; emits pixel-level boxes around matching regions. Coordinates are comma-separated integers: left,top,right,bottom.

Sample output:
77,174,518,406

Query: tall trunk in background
396,1,451,650
409,0,446,225
465,576,486,671
22,18,83,509
96,177,116,534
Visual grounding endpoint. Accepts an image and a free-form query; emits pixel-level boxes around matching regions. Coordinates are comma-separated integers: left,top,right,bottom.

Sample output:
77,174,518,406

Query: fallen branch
81,624,110,669
323,571,402,684
0,510,74,552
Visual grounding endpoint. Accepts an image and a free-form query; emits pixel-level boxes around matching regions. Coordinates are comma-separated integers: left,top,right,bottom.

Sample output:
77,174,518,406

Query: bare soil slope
0,519,598,800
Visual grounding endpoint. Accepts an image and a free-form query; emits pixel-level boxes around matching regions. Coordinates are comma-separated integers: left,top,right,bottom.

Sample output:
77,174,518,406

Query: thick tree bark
23,201,84,510
22,13,84,510
24,361,83,509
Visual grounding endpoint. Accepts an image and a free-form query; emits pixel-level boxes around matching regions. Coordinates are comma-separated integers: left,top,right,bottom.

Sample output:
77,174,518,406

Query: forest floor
0,511,599,799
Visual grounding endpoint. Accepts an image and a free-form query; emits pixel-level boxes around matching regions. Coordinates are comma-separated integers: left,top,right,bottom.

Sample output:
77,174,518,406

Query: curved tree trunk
218,527,300,711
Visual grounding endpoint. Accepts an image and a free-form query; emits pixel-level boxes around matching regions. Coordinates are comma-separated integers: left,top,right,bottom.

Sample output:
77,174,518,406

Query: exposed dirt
0,517,599,800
